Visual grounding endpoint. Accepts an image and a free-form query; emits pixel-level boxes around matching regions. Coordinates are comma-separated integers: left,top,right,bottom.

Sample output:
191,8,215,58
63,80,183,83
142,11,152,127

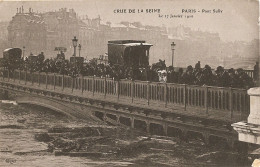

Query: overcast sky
0,0,258,42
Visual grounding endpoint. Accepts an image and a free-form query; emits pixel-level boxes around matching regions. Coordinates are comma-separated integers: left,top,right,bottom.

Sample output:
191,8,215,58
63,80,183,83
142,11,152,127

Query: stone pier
232,88,260,144
232,37,260,150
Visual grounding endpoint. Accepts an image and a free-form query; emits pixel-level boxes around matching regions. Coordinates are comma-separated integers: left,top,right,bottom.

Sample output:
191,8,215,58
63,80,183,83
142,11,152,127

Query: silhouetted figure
254,61,259,82
195,61,201,70
178,68,184,84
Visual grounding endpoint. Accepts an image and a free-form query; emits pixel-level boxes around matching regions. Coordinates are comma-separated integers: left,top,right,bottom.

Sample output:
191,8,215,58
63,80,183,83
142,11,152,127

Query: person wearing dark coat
236,68,254,89
228,68,239,88
195,61,201,70
167,66,175,83
254,61,259,82
215,66,225,87
178,68,184,84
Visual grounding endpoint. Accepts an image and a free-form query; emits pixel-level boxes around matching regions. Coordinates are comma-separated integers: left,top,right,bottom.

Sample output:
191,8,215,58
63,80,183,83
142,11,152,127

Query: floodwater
0,102,250,167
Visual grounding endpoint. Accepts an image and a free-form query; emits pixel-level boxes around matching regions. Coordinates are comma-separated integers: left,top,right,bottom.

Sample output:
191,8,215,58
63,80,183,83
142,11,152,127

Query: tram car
2,48,22,70
3,48,22,60
107,40,152,68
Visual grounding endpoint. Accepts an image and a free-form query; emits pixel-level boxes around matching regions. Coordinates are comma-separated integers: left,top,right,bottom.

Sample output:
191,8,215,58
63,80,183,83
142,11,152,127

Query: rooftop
120,43,153,46
108,40,146,44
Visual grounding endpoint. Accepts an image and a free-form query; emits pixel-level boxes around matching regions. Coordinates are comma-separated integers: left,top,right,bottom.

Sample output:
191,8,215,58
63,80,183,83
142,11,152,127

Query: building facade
7,7,259,68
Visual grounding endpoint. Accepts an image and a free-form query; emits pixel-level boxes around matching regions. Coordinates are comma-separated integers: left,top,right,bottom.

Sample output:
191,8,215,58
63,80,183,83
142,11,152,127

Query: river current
0,102,250,167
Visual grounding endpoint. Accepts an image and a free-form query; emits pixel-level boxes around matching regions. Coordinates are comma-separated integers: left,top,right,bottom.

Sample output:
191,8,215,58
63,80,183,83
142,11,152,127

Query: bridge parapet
1,69,250,122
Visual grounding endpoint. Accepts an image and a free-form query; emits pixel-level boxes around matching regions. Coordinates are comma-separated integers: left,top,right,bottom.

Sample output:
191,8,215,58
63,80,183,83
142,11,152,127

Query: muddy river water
0,102,251,167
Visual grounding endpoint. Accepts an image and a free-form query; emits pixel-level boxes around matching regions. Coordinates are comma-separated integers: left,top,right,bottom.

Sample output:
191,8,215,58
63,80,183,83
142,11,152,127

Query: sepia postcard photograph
0,0,259,166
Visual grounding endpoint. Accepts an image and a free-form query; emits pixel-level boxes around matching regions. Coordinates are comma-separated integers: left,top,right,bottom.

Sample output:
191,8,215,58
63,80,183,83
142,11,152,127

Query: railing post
229,87,233,119
2,69,4,81
7,69,9,81
13,70,15,82
31,72,34,85
54,73,56,90
104,76,107,99
147,81,150,105
204,86,208,115
184,84,187,111
45,73,48,89
130,117,135,128
38,72,40,86
113,78,115,96
25,70,27,85
164,83,167,107
117,80,120,102
71,77,74,93
146,120,150,133
19,70,21,83
62,75,64,91
12,70,15,82
131,80,134,103
81,75,84,95
92,76,95,96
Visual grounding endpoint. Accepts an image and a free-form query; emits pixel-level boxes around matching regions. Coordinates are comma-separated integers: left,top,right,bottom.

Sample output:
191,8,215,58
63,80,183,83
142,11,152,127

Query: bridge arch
15,95,79,119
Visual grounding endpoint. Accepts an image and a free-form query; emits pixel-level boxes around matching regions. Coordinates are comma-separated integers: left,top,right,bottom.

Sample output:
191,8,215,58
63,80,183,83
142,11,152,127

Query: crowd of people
166,62,255,89
1,52,257,89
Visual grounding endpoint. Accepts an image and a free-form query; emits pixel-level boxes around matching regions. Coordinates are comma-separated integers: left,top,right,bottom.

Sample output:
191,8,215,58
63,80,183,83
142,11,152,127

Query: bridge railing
167,83,185,105
133,81,148,100
13,70,20,81
93,77,105,94
82,76,93,92
3,70,250,121
186,85,204,108
149,82,166,102
55,75,63,87
74,77,81,90
32,72,39,84
118,79,132,98
64,75,72,89
106,78,116,95
39,72,46,85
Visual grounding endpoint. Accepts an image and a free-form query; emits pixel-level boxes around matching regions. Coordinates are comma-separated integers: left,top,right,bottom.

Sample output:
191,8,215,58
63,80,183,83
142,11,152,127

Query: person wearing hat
178,68,184,84
215,66,225,87
195,61,201,70
236,68,254,89
187,65,193,72
228,68,238,88
167,66,177,83
204,65,214,86
183,65,195,85
215,66,224,74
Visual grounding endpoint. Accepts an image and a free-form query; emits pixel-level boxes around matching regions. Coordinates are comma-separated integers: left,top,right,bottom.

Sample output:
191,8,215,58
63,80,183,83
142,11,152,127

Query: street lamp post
78,44,81,57
22,46,25,60
72,36,78,78
72,36,78,57
171,42,176,67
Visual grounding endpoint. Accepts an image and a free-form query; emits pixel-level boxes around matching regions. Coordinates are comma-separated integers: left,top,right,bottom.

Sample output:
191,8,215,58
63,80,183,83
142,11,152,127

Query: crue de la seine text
114,9,160,13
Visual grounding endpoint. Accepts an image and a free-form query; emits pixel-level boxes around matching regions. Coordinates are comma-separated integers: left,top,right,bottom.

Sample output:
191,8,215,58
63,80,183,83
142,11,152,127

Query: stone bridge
0,70,251,148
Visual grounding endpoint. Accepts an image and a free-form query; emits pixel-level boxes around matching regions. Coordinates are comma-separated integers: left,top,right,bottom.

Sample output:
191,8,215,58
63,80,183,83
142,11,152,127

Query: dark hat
216,66,224,72
236,68,243,73
204,65,211,70
228,68,234,73
187,65,193,71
